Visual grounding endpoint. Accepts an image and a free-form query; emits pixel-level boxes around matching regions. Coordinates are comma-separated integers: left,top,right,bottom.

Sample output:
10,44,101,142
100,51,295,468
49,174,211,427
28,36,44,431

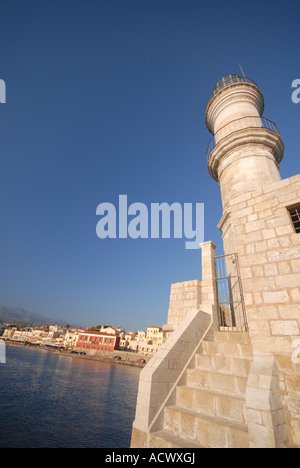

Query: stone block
267,237,280,249
227,424,249,448
248,213,258,222
263,290,289,304
278,262,292,275
194,389,215,417
196,415,228,448
262,178,290,194
264,263,279,276
195,354,212,370
245,219,266,233
268,246,300,262
262,228,276,239
180,410,197,441
267,216,291,229
248,422,276,448
233,206,253,219
164,407,180,436
236,376,248,397
210,372,236,394
278,303,300,319
131,427,148,448
186,368,210,389
176,386,195,410
253,198,278,213
258,208,273,219
231,357,252,377
246,387,271,411
291,288,300,302
276,225,293,236
230,192,252,206
275,273,300,289
270,320,299,336
291,259,300,273
215,394,246,424
211,355,232,374
255,240,267,252
247,408,262,425
280,235,293,250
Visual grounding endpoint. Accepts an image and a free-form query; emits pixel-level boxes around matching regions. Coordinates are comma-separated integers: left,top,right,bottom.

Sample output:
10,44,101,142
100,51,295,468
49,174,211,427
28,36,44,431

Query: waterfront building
125,332,137,342
146,326,164,347
136,330,146,343
29,328,50,341
119,332,136,351
75,330,120,353
2,327,14,339
117,327,166,356
14,329,32,341
132,327,166,356
63,328,85,349
2,327,18,339
131,74,300,448
127,340,139,353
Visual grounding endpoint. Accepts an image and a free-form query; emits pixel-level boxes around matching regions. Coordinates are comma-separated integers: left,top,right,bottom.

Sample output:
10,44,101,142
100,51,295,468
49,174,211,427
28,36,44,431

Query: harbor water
0,344,141,448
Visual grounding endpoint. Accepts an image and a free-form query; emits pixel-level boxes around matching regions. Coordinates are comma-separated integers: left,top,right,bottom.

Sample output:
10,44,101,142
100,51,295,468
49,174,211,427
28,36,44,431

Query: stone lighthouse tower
205,74,300,447
131,74,300,449
205,74,284,255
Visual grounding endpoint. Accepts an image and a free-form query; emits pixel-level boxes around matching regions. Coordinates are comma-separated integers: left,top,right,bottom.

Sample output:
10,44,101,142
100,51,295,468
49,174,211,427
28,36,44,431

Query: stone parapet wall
167,280,201,328
131,308,213,448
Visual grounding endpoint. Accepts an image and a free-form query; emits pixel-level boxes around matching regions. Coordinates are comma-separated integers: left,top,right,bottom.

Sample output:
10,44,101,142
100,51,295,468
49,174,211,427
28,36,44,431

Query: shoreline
3,339,148,368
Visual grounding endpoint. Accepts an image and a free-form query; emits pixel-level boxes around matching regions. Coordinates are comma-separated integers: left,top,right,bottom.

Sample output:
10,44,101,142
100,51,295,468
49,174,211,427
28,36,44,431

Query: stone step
195,353,252,376
176,386,247,425
149,430,205,449
213,331,251,344
201,340,253,360
186,368,248,397
164,405,249,449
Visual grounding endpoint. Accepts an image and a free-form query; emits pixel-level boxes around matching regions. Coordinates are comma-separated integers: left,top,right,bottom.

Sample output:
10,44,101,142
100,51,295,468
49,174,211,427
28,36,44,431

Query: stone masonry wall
167,280,201,328
228,174,300,446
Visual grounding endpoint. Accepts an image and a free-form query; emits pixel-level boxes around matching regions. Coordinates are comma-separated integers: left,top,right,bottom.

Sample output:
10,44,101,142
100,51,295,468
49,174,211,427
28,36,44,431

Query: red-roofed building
75,330,120,353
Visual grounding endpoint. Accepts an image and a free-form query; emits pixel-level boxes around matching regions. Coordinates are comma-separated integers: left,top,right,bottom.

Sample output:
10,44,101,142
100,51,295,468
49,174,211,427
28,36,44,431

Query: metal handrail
206,75,259,109
206,115,280,160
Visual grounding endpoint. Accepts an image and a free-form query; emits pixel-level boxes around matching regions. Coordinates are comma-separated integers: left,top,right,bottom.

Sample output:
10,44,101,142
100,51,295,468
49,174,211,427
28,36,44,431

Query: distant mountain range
0,305,77,328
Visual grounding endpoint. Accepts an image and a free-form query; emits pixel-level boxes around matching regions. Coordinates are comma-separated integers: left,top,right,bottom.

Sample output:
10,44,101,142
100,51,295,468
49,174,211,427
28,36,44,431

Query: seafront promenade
1,324,167,357
3,339,148,368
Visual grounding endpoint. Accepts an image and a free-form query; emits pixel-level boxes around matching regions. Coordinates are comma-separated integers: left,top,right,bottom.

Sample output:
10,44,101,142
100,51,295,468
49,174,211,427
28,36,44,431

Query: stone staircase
149,331,253,448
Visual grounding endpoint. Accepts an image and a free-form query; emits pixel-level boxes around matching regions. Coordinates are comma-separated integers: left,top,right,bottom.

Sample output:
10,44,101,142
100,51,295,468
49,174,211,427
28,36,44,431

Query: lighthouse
131,74,300,448
205,74,300,447
205,74,285,256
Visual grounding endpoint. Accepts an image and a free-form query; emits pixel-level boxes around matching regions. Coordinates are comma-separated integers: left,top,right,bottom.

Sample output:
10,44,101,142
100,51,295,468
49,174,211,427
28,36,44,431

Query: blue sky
0,0,299,330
